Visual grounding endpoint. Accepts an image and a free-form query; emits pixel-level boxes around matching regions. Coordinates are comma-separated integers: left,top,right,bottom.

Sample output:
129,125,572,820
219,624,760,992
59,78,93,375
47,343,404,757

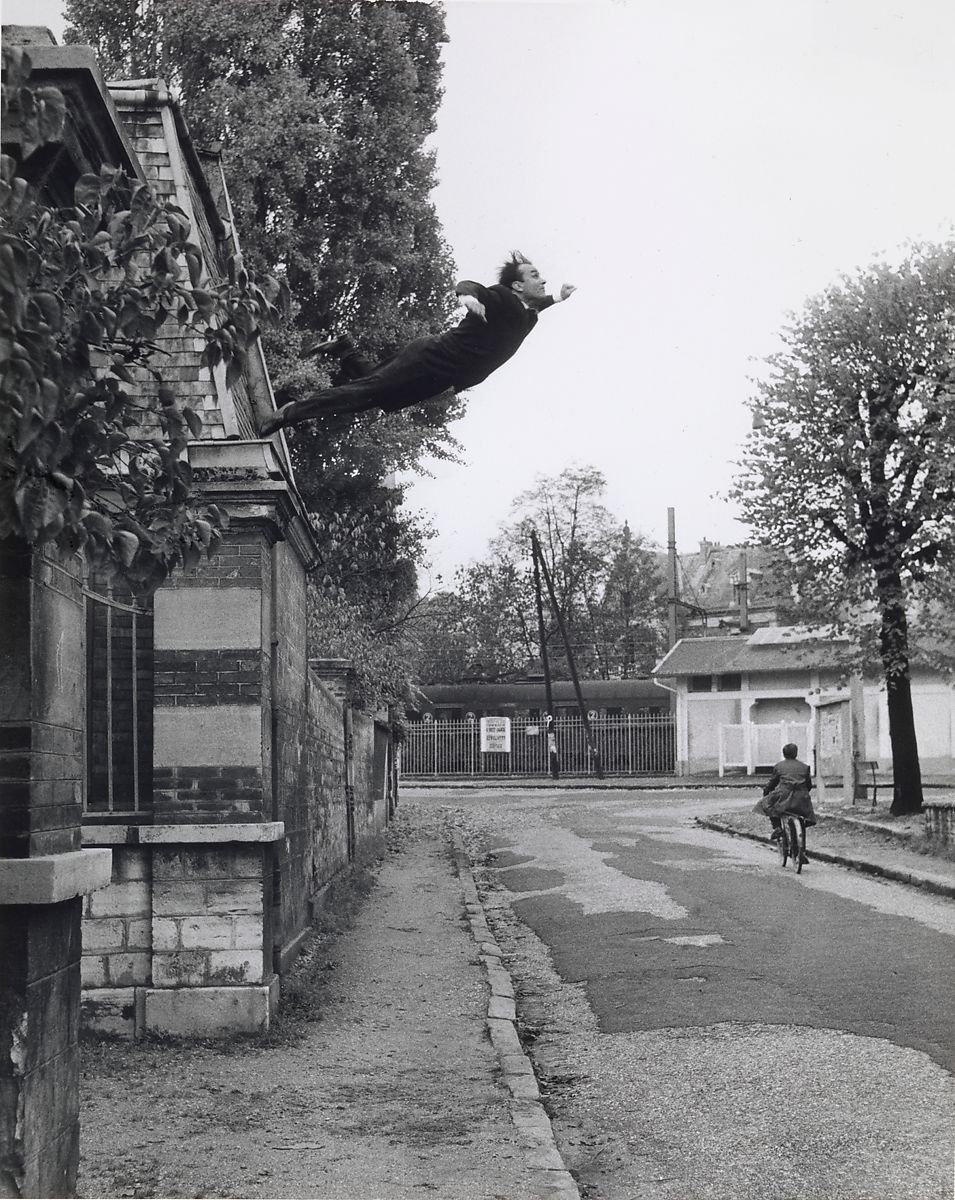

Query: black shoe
260,409,286,437
769,828,782,842
302,333,348,360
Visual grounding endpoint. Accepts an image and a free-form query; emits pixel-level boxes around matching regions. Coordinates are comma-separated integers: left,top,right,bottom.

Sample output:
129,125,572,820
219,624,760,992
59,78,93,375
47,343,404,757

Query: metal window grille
85,586,154,814
400,713,676,778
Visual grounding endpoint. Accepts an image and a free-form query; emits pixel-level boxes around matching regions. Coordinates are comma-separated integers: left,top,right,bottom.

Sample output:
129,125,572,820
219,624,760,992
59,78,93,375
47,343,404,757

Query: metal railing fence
400,713,675,778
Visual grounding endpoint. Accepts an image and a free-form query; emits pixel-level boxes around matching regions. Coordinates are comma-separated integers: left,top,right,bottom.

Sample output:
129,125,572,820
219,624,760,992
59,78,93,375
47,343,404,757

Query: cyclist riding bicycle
756,743,816,861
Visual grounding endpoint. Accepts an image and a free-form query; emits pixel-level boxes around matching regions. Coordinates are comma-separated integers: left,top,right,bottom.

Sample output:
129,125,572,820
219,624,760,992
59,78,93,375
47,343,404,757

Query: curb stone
697,817,955,899
451,831,581,1200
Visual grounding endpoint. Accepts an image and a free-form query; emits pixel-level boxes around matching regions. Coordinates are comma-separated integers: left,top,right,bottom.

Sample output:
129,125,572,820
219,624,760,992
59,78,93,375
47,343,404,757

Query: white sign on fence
480,716,512,753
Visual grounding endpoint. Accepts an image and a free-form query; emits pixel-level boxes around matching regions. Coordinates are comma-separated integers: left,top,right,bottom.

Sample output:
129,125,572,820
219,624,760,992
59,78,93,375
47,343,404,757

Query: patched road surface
409,786,955,1200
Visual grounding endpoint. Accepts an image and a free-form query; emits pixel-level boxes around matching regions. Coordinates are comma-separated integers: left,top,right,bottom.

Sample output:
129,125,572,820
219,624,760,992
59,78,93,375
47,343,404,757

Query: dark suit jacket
425,281,556,390
761,757,816,824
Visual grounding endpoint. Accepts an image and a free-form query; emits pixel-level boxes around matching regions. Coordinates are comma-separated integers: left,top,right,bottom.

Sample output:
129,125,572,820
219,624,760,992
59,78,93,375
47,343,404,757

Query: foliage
307,587,418,716
65,0,462,655
63,0,462,465
1,47,285,596
597,521,667,678
733,241,955,812
410,466,665,685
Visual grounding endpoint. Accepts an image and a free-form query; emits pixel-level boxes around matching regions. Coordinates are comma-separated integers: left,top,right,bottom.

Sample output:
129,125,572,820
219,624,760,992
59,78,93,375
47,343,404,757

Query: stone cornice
0,849,112,904
187,440,319,569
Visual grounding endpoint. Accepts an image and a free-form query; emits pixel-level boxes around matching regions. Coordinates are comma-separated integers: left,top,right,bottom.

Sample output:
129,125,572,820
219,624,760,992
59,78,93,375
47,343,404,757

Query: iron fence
400,713,675,778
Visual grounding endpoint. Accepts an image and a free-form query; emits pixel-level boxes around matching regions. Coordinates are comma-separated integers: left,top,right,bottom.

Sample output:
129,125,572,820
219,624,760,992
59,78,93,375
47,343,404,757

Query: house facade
654,625,955,778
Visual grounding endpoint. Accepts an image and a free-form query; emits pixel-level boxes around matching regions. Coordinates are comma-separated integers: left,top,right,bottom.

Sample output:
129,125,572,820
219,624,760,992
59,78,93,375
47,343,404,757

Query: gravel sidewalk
78,809,577,1200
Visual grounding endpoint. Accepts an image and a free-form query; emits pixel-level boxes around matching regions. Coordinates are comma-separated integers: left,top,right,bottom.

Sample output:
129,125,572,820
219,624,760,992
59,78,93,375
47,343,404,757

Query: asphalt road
411,786,955,1200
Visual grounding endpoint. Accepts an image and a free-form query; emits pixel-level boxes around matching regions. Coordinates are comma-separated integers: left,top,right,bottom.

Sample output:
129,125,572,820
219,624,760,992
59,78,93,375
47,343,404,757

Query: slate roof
653,542,792,617
654,627,855,677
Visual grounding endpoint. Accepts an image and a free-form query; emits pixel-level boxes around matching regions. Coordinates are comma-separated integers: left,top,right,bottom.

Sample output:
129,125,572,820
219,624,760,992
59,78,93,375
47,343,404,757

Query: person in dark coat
259,252,576,435
756,743,816,844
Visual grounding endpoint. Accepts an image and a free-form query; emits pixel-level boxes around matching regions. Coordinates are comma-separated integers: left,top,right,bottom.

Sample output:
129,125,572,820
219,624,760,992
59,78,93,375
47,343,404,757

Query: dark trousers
279,336,455,427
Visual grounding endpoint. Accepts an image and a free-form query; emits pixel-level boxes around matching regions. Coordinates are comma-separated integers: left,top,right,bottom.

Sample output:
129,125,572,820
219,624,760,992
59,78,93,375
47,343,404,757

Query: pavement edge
450,831,582,1200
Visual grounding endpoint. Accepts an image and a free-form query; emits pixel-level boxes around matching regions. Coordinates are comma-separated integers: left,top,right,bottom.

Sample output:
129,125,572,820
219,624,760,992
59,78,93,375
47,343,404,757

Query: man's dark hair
499,250,532,289
782,743,799,759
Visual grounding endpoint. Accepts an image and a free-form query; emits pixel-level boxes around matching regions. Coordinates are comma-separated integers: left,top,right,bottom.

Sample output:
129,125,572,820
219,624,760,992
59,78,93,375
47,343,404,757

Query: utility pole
530,531,559,780
532,533,605,780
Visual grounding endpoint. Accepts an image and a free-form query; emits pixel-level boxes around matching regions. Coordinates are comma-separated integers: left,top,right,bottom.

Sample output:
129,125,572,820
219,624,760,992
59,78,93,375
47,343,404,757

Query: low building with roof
653,625,955,777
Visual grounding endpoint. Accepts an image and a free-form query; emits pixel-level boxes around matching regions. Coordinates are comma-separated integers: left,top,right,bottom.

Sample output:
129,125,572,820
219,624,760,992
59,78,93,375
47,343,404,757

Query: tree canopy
410,466,665,686
64,0,463,698
733,241,955,813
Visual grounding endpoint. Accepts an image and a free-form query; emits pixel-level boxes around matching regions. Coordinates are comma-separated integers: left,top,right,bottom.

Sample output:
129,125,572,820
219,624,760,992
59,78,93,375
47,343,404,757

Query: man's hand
460,294,487,321
559,283,577,301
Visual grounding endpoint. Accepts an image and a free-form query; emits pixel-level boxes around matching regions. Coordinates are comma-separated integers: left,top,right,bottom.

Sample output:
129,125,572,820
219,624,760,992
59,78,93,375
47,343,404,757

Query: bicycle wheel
791,818,806,874
777,822,789,868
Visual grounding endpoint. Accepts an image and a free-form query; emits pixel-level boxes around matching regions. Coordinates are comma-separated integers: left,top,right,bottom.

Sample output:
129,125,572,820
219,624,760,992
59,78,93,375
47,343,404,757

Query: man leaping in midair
260,251,576,435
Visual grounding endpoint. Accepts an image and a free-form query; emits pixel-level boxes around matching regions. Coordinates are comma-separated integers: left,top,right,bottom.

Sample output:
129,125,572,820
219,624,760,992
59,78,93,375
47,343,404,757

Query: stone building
1,28,395,1196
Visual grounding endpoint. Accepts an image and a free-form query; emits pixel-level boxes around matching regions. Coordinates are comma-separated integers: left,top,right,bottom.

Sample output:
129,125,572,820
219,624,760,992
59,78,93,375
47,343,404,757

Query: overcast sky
8,0,955,581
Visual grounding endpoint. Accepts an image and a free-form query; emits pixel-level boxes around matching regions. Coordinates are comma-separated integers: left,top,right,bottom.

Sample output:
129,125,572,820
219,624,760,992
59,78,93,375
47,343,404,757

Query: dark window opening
86,582,153,817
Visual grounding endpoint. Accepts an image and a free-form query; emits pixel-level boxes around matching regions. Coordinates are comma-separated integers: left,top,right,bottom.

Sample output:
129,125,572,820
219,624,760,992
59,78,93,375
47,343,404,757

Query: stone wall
80,845,151,1031
0,542,111,1196
81,501,394,1036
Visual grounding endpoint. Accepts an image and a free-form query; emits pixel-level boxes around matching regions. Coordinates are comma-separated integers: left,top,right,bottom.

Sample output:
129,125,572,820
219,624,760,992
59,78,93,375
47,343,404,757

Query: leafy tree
64,0,463,666
734,241,955,815
63,0,462,474
1,47,284,596
409,466,665,685
596,522,667,678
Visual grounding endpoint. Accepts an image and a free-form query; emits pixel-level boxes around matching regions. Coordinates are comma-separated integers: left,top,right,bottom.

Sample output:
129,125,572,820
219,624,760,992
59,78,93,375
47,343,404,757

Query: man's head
782,743,799,760
499,251,548,306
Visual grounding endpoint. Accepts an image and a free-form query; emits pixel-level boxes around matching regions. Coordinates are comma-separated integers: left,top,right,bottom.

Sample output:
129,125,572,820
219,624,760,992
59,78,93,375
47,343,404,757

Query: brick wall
152,529,266,824
304,672,350,901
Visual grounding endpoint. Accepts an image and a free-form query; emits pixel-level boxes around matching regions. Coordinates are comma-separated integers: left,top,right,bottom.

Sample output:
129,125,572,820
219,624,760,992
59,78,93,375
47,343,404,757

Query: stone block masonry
81,830,282,1038
145,836,278,1033
81,849,151,994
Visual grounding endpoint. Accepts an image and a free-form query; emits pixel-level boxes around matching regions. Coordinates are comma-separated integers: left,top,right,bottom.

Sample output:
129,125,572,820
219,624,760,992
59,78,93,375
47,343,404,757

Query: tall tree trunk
877,574,923,815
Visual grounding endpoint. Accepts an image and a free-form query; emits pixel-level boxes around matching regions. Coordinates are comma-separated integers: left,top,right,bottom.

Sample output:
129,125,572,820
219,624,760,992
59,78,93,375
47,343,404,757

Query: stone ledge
0,849,112,904
143,977,280,1036
82,825,139,846
139,822,284,844
83,822,284,846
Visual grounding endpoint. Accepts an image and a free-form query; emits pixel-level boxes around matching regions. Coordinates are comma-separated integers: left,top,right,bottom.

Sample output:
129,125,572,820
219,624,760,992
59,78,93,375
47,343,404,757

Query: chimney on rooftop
738,550,750,632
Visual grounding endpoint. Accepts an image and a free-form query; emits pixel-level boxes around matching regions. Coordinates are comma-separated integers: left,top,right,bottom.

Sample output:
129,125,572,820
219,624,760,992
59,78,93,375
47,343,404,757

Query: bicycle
776,814,808,874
